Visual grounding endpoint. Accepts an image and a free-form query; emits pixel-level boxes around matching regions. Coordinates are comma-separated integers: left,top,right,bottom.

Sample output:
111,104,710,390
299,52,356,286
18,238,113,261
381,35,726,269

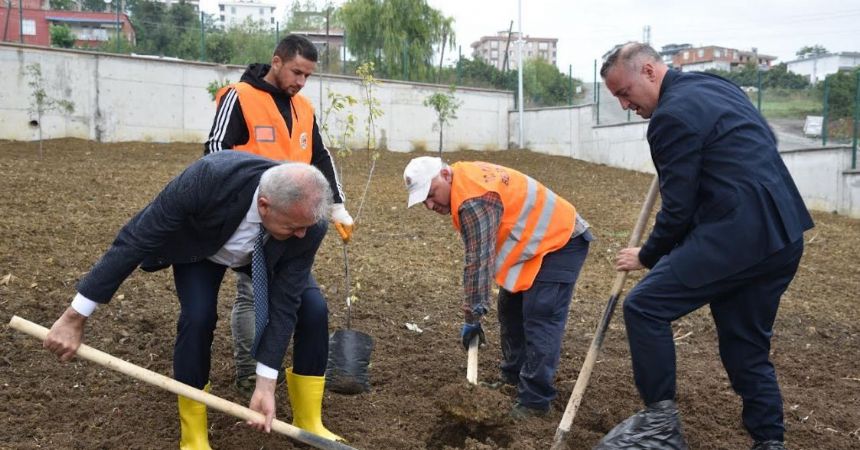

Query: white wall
510,105,653,173
780,146,859,217
4,43,858,218
0,43,513,152
787,53,860,84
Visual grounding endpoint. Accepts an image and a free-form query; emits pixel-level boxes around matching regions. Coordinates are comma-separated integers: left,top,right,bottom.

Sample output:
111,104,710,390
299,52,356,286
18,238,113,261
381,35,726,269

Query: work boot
594,400,689,449
286,367,343,441
178,382,212,450
510,401,549,420
752,441,786,450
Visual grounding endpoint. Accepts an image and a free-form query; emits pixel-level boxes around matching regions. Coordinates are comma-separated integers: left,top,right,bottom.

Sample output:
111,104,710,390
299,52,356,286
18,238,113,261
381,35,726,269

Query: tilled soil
1,139,858,450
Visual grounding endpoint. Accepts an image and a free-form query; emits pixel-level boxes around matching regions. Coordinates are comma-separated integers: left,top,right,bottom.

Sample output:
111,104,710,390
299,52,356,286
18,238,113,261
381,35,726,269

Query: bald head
600,42,663,79
599,42,668,119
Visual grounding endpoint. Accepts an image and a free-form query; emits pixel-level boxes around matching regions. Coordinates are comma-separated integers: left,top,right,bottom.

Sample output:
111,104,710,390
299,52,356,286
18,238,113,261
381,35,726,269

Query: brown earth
1,139,858,450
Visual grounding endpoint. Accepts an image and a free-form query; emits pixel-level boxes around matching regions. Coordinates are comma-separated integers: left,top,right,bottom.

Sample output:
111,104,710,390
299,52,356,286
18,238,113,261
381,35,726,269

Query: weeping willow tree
338,0,455,81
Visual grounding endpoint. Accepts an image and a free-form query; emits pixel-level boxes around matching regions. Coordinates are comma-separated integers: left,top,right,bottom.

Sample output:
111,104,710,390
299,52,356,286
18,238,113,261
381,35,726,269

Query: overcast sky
201,0,859,80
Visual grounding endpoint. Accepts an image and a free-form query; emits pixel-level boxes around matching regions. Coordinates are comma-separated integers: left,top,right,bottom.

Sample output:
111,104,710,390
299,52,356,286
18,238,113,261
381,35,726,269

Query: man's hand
44,306,87,362
615,247,645,271
331,203,354,243
460,322,486,350
247,375,277,433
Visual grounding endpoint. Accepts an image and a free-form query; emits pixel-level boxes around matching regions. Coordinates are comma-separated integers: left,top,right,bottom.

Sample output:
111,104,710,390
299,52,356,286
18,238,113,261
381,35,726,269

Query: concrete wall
0,43,513,152
516,105,860,218
781,146,860,217
510,104,653,173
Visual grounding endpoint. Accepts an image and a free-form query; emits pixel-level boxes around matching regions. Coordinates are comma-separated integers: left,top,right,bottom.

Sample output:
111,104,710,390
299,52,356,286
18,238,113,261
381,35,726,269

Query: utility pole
642,25,651,45
517,0,524,149
18,0,23,43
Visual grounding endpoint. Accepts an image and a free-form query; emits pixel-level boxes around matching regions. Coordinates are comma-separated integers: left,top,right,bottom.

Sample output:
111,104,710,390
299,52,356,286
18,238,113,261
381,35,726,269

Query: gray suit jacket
77,151,327,369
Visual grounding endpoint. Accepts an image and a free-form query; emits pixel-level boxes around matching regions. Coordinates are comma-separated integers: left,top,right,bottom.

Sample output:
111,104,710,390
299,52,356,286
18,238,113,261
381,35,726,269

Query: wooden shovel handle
8,315,358,450
550,175,660,450
466,336,479,384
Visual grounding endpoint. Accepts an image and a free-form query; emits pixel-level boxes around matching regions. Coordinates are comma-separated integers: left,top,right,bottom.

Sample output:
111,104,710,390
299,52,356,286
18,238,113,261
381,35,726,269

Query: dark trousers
623,238,803,442
172,260,329,389
498,232,591,410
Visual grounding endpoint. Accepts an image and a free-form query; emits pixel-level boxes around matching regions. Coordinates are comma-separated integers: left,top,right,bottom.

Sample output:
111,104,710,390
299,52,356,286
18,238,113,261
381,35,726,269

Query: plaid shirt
458,193,503,324
458,193,590,324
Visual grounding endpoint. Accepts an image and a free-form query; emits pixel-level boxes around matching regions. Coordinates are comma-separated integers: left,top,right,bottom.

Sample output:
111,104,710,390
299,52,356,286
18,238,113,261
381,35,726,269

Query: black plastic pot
325,329,374,394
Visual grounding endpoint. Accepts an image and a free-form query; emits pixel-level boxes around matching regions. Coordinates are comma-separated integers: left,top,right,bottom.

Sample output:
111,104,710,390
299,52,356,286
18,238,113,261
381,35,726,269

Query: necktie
251,224,268,356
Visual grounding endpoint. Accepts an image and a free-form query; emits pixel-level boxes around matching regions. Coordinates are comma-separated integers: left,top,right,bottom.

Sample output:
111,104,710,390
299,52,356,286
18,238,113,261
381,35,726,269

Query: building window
491,50,498,58
22,19,36,36
714,50,721,58
490,40,498,48
259,7,264,15
697,49,704,57
231,6,236,14
538,42,547,50
219,4,224,11
683,51,689,60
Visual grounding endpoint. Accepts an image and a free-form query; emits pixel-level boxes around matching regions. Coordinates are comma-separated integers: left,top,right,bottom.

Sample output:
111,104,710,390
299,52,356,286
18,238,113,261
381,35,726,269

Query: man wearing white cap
403,156,592,419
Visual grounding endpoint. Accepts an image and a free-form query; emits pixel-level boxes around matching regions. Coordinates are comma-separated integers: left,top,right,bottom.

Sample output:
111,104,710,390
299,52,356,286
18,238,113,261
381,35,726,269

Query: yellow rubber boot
178,382,212,450
286,368,344,442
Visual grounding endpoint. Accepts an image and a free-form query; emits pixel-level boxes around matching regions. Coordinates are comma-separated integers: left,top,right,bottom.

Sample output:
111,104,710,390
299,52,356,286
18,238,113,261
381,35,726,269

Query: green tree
706,63,809,90
821,68,859,119
49,0,76,10
423,87,461,155
522,58,578,107
49,24,76,48
126,0,207,59
285,0,342,31
338,0,455,80
762,63,809,90
796,45,828,57
80,0,109,12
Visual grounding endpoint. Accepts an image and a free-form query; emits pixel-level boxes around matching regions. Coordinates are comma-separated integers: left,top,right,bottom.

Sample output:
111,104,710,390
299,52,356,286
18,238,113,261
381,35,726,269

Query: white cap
403,156,444,207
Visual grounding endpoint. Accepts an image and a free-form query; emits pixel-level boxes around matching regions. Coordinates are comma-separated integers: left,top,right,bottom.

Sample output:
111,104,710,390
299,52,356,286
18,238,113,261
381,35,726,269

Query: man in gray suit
44,151,343,448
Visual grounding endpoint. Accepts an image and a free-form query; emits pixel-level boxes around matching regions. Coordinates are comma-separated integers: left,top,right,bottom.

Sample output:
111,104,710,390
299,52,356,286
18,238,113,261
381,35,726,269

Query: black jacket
77,151,327,369
640,70,814,288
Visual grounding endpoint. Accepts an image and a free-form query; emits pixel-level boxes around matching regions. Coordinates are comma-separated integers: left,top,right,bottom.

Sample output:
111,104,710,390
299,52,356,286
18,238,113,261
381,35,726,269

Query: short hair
274,34,319,63
259,163,332,223
600,42,661,78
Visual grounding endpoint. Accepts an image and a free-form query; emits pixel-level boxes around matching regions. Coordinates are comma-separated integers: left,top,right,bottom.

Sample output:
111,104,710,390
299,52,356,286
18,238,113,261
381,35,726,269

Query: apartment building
471,30,557,70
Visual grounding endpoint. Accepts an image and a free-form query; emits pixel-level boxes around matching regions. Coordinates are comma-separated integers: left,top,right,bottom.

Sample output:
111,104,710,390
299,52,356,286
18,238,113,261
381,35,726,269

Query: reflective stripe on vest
214,82,314,163
450,162,576,292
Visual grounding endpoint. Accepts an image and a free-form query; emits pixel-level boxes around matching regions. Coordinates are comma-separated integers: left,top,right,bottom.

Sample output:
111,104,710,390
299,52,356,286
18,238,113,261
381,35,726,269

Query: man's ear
441,167,453,183
271,55,282,70
642,62,656,81
257,196,270,216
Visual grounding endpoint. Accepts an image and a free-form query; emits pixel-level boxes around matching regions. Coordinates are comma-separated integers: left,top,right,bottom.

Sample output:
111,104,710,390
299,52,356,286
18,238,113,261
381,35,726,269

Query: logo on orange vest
254,126,275,142
300,132,308,150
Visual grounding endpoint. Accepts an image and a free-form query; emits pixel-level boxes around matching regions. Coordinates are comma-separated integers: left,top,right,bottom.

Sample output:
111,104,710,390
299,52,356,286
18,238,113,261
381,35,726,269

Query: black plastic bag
325,329,374,394
594,400,689,450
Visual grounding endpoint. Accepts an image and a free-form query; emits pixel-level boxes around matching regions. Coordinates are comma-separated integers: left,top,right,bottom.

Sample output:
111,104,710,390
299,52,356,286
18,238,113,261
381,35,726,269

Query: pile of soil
1,139,858,449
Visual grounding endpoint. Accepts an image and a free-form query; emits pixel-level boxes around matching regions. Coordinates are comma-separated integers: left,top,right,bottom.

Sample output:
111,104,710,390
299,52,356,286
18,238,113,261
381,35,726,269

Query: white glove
331,203,354,243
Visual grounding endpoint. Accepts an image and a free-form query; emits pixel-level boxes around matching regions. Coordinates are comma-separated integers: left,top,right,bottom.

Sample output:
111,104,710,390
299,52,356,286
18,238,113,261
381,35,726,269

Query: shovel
466,336,479,384
325,243,374,394
550,175,660,450
9,316,356,450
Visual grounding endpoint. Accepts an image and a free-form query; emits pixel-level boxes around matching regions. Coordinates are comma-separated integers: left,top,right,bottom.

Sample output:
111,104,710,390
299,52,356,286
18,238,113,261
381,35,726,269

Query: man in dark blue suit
43,151,343,448
597,43,814,450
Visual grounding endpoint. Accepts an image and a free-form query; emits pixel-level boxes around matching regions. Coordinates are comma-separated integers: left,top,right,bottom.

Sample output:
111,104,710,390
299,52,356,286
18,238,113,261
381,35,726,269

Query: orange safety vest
215,82,315,163
450,161,576,293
